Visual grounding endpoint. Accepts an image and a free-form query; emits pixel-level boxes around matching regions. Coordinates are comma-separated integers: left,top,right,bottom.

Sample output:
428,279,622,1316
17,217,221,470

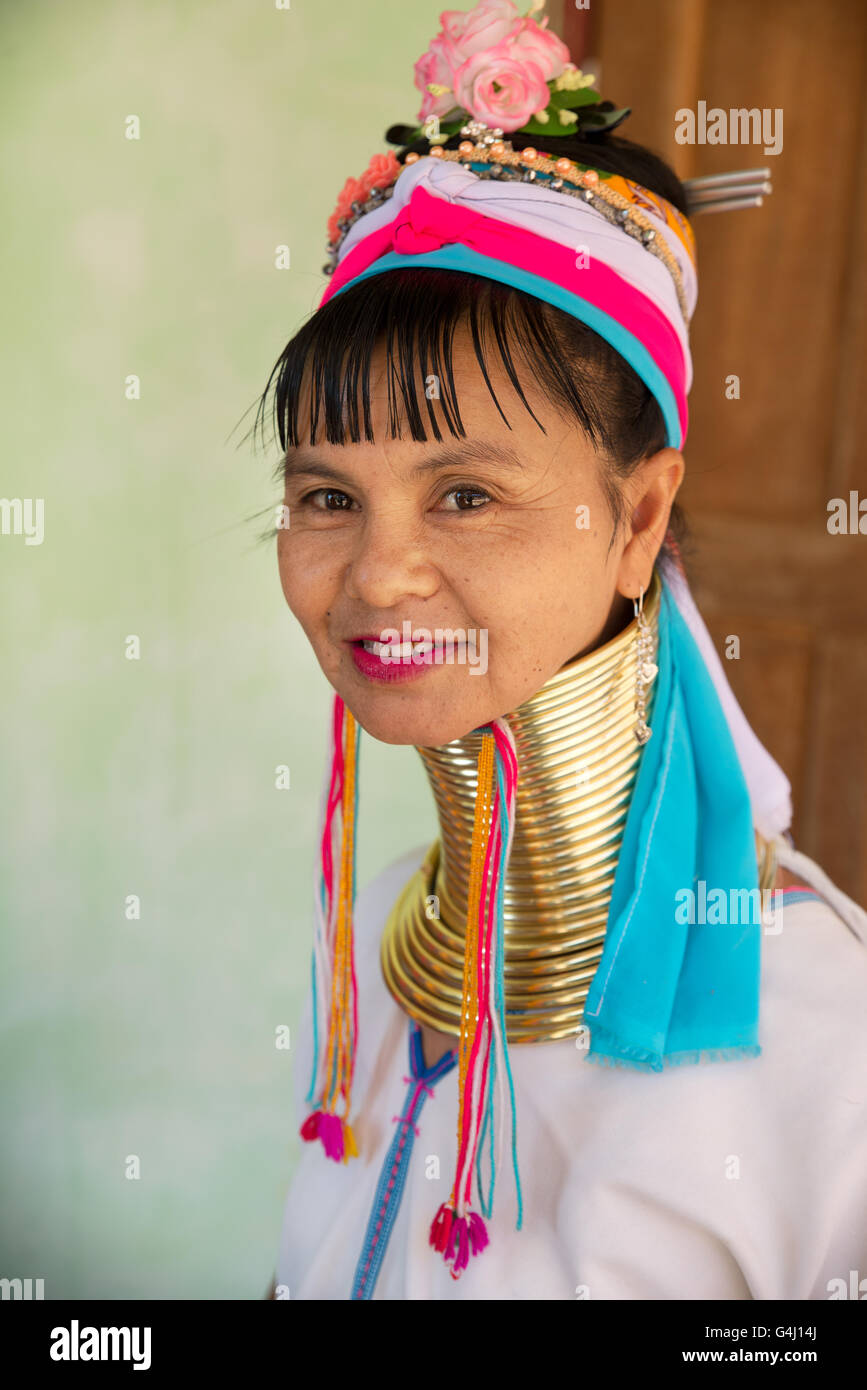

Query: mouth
352,636,434,660
345,632,441,685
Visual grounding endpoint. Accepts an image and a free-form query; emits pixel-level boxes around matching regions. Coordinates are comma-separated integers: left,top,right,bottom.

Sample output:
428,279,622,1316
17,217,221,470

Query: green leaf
514,96,631,140
385,113,465,147
385,124,421,145
512,111,566,138
385,99,632,151
546,85,600,111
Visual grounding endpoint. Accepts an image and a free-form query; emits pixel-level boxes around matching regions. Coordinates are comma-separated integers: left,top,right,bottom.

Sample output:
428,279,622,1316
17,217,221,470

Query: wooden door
547,0,867,903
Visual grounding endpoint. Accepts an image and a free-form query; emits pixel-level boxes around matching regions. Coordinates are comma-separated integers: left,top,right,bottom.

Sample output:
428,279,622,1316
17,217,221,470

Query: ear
614,448,685,600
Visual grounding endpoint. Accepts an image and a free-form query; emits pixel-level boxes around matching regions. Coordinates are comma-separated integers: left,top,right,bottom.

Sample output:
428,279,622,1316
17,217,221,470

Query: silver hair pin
682,169,772,216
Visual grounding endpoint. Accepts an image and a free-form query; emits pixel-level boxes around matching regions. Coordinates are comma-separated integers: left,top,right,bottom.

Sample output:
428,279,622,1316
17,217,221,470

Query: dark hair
251,127,690,559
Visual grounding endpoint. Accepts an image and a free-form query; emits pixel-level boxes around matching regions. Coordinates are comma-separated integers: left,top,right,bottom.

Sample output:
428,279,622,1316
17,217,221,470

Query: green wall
0,0,438,1298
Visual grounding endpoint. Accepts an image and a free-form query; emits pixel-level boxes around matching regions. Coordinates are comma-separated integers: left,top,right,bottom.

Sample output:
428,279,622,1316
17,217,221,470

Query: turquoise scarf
583,572,762,1071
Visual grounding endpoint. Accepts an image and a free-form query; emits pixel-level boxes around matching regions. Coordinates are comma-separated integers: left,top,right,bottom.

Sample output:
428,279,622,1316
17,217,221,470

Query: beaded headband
324,123,697,322
321,144,694,448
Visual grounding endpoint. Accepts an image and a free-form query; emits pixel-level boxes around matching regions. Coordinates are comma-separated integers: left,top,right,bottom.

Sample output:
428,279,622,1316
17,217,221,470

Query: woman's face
277,327,680,747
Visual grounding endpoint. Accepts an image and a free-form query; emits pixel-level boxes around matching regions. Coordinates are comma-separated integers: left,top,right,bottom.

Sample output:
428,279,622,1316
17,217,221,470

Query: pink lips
347,637,436,684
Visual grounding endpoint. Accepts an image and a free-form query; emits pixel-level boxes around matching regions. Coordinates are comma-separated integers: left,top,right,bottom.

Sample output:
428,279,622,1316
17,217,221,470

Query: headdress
296,0,789,1281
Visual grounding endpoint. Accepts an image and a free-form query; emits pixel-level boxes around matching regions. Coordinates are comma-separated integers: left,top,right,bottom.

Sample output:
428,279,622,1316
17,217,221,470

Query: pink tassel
468,1210,489,1255
445,1214,459,1261
429,1202,453,1254
299,1109,345,1162
299,1112,321,1143
430,1206,489,1278
453,1218,470,1274
318,1112,345,1161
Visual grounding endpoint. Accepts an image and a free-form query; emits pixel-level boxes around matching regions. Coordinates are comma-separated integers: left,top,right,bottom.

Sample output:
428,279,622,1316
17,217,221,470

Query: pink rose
452,37,551,131
415,1,527,123
413,2,574,132
440,0,522,58
509,15,571,83
414,34,461,123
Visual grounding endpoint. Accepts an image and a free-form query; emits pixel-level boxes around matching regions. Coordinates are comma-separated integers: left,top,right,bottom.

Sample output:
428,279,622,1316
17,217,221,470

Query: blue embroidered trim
350,1020,457,1299
778,888,825,909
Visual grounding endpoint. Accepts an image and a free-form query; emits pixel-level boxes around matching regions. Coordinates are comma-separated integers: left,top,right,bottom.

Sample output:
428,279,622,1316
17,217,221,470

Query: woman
258,0,867,1299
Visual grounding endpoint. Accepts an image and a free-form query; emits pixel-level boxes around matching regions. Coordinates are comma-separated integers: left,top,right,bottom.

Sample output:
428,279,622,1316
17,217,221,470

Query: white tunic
274,839,867,1300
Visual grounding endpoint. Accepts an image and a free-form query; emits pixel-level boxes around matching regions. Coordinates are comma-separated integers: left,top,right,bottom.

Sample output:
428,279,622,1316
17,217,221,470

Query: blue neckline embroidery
350,1020,457,1299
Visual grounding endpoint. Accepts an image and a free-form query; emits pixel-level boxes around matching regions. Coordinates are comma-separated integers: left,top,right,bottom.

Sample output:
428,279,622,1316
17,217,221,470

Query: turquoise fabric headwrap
583,571,763,1071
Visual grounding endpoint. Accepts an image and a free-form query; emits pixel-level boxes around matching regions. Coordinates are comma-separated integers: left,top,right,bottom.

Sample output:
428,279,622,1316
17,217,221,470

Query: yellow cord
324,708,358,1117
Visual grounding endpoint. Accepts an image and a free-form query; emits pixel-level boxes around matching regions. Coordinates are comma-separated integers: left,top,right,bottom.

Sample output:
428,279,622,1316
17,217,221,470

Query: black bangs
253,267,665,471
250,266,687,557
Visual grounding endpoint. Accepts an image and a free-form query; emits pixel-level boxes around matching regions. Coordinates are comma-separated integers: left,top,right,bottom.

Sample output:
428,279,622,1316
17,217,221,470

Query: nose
343,512,440,610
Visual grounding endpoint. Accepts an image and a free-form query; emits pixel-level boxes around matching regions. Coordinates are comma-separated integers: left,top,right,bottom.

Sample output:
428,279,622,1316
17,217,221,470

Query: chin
340,689,489,749
353,709,479,749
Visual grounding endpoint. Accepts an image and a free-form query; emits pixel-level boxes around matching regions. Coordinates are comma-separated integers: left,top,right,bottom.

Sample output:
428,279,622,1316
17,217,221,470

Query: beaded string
454,731,494,1208
429,730,493,1277
302,696,524,1264
429,719,522,1278
304,696,346,1108
475,720,522,1225
300,695,361,1164
457,733,504,1215
323,701,359,1120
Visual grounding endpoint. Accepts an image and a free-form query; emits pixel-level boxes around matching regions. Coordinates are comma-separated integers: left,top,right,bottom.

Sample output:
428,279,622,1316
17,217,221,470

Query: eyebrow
282,440,528,485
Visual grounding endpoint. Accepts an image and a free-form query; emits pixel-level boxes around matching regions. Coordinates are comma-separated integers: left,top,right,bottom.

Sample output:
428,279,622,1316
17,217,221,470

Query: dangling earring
633,586,657,745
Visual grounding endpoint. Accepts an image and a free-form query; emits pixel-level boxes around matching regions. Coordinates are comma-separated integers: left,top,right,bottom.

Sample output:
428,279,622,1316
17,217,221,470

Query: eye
300,488,356,511
440,485,492,512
